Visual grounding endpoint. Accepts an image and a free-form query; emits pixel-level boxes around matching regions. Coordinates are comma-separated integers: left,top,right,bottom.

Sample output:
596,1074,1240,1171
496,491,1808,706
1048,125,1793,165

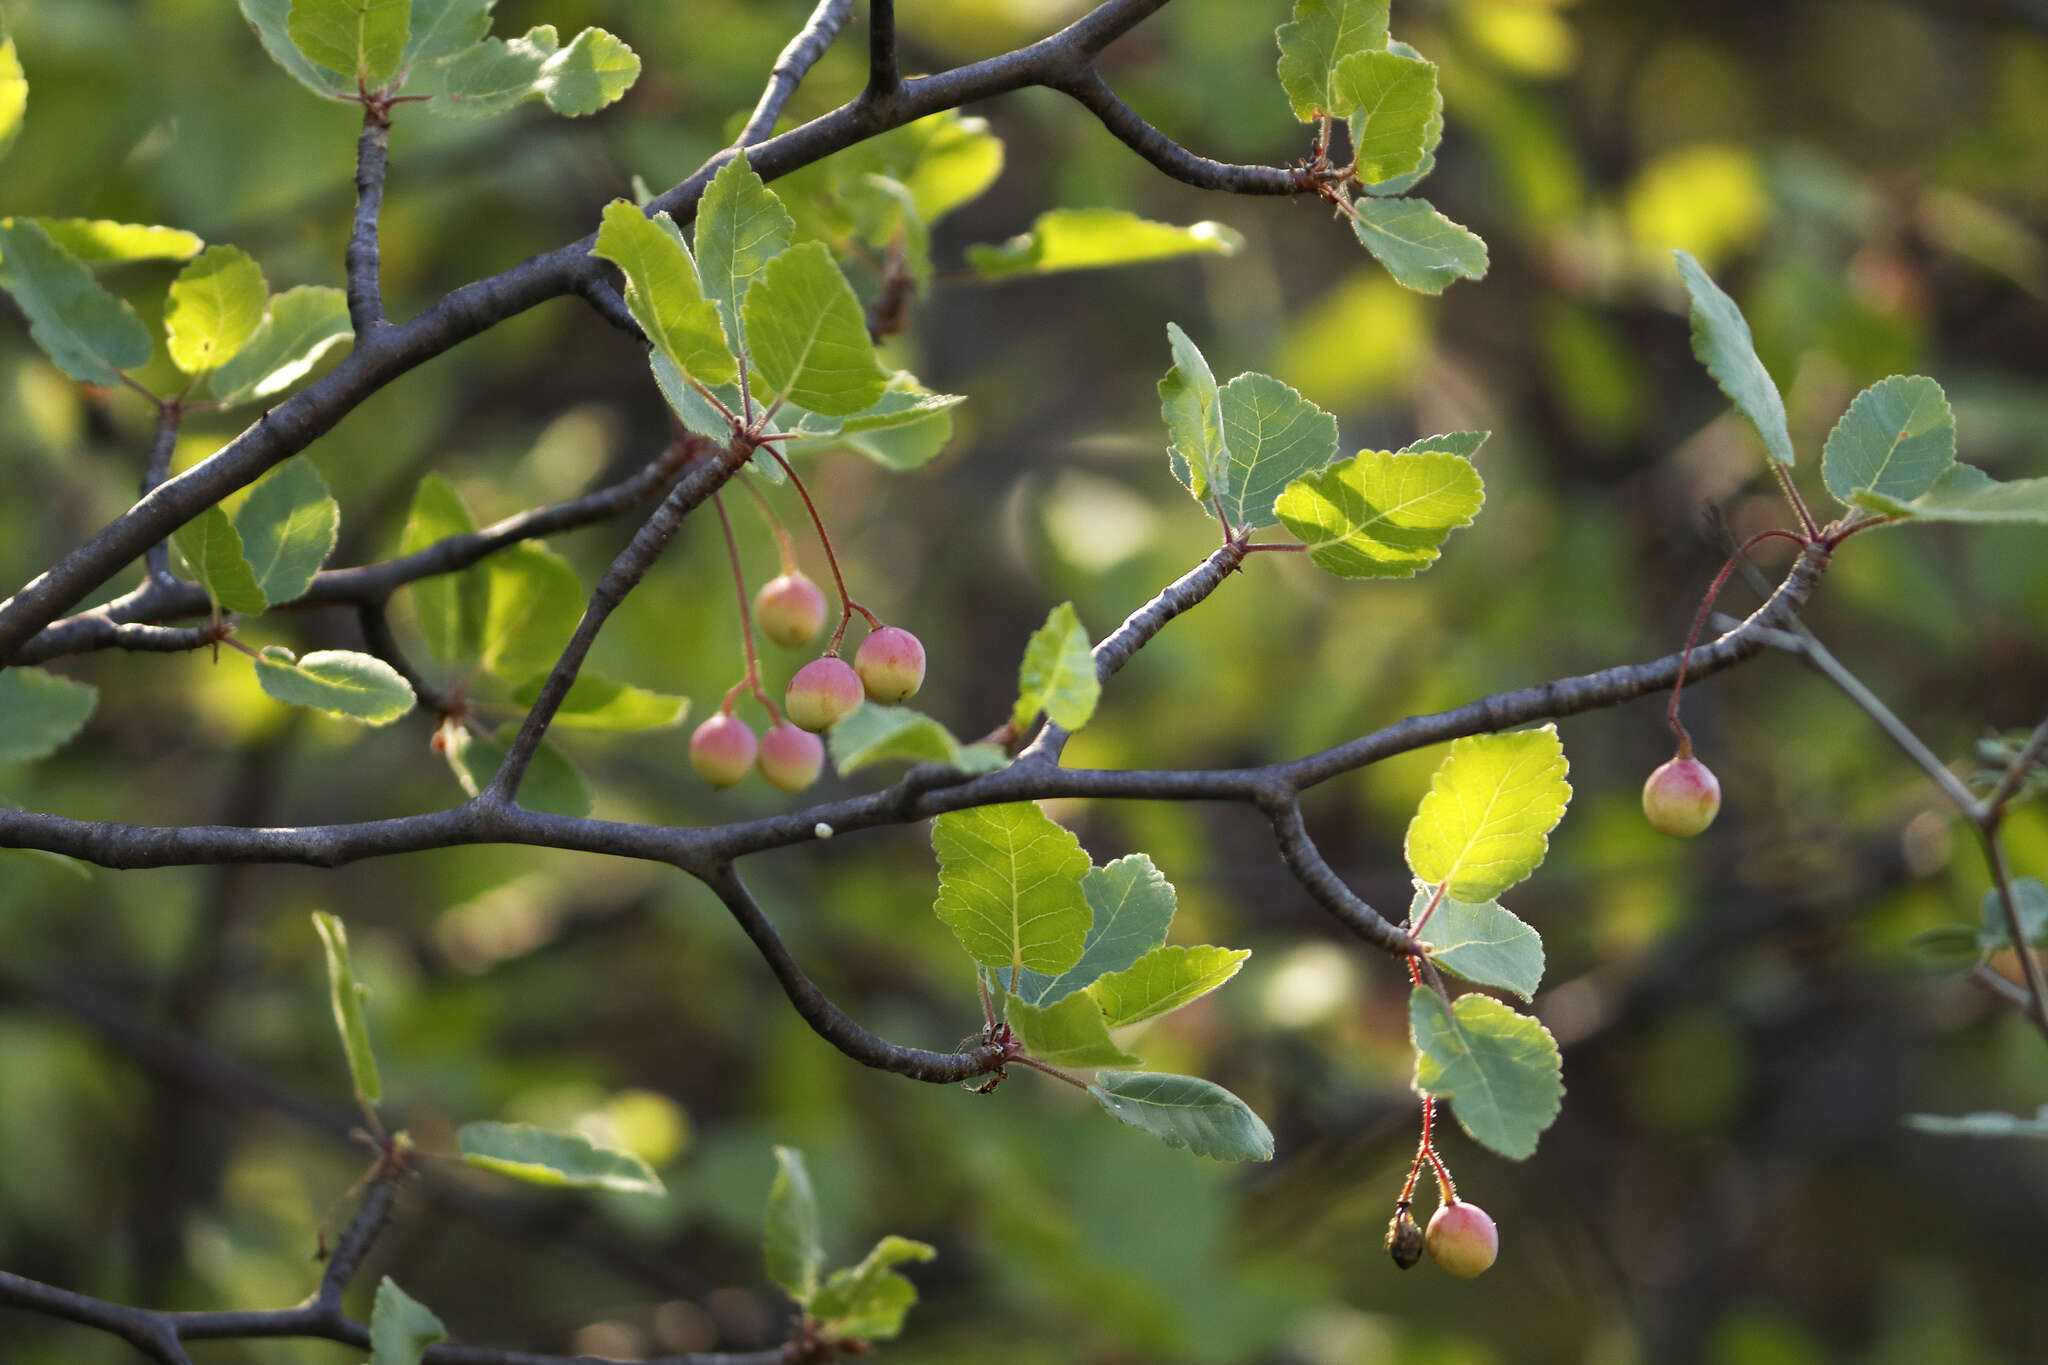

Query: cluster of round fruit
688,569,927,794
1386,1200,1498,1276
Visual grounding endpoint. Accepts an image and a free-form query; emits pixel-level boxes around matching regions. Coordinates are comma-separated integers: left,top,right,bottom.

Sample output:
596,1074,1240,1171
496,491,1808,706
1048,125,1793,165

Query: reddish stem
713,493,781,722
767,449,881,653
1666,528,1811,755
1771,463,1821,542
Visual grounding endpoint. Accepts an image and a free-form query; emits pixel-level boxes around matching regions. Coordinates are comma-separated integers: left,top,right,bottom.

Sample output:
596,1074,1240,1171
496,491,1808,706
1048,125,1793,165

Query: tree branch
141,411,184,591
1265,798,1420,955
1047,68,1316,195
737,0,856,148
347,105,393,333
868,0,899,101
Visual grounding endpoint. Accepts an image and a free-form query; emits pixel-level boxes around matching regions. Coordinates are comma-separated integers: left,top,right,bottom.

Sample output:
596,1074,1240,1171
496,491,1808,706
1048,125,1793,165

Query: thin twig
347,104,392,333
737,0,857,148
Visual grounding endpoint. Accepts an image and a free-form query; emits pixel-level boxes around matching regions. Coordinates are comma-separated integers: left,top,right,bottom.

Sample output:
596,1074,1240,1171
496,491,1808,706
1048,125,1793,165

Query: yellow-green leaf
1275,447,1484,578
165,245,268,374
1404,727,1571,902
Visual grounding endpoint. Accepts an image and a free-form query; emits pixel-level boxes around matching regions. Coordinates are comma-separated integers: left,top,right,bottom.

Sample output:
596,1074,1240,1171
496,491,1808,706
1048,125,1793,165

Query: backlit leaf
172,506,269,617
1006,991,1142,1069
931,803,1091,980
400,473,486,665
0,667,98,763
368,1278,445,1365
234,456,337,604
695,150,795,343
1276,0,1391,121
763,1146,823,1304
828,703,1005,776
288,0,410,84
209,285,353,405
310,911,381,1105
1160,322,1228,502
1331,49,1438,183
512,672,688,732
0,17,24,160
239,0,354,98
810,1236,934,1341
742,241,889,416
967,209,1242,278
0,218,154,384
165,245,267,374
1086,944,1249,1028
452,724,592,816
479,542,585,684
591,199,738,389
1008,854,1178,1006
27,219,202,265
254,647,416,724
458,1121,664,1194
1275,447,1484,578
1014,602,1099,731
540,26,638,116
402,0,492,65
1404,727,1571,902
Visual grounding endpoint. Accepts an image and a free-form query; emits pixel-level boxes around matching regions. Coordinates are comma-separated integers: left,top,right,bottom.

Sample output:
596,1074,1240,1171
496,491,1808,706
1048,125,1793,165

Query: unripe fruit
754,572,827,648
690,714,758,789
757,721,826,793
1425,1201,1498,1278
785,656,864,732
1642,754,1721,837
854,626,926,703
1385,1207,1425,1270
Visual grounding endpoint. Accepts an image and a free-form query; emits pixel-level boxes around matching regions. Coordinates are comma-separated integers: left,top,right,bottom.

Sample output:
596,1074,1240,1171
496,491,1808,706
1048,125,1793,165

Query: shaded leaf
453,724,592,817
1009,855,1178,1005
234,456,338,604
0,667,98,763
1217,372,1340,529
458,1121,664,1194
967,208,1243,278
310,911,381,1105
1415,887,1545,1001
402,0,492,65
1349,195,1487,294
209,285,352,404
1087,944,1249,1028
695,150,795,342
828,704,1006,776
591,199,737,389
1275,447,1484,578
424,23,555,116
172,506,269,617
931,803,1091,980
27,219,202,265
1276,0,1391,121
239,0,354,98
1159,322,1227,502
1091,1071,1274,1162
254,647,416,724
810,1236,934,1341
0,218,153,384
742,240,889,416
539,26,638,116
288,0,410,84
764,1145,823,1304
1853,462,2048,525
1978,878,2048,952
400,473,486,665
166,245,267,374
1006,991,1143,1068
368,1278,446,1365
1821,375,1955,507
1904,1106,2048,1140
1409,987,1563,1160
1014,602,1099,731
1674,248,1794,466
479,543,585,684
512,672,688,732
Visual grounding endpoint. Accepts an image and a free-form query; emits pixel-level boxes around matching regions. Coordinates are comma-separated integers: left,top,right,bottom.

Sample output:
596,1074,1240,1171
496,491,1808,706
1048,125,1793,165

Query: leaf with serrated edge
1350,196,1487,294
810,1236,935,1341
0,667,98,763
1331,50,1438,183
453,725,591,816
743,241,890,416
1414,886,1544,1001
764,1146,822,1304
931,804,1091,980
966,209,1242,278
1276,0,1390,121
1673,249,1794,466
829,704,1002,774
1217,372,1340,529
254,648,416,724
540,27,639,116
1904,1105,2048,1139
479,543,584,684
1006,992,1143,1068
400,473,485,665
210,285,353,404
1853,462,2048,525
1087,944,1250,1028
1409,987,1563,1160
27,219,202,264
310,911,381,1105
424,25,555,117
512,672,687,732
166,245,267,374
368,1278,445,1365
1821,375,1954,507
1014,602,1099,730
1091,1071,1274,1162
0,218,153,384
1405,727,1571,902
1010,854,1178,1005
1275,448,1483,579
287,0,411,84
1397,430,1488,459
696,150,795,343
591,199,738,388
457,1121,664,1194
403,0,491,65
1160,322,1228,502
173,506,269,616
234,457,337,604
239,0,354,97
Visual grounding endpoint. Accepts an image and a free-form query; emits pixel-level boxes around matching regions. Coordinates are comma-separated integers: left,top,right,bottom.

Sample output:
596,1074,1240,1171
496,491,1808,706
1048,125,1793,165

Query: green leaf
1331,50,1438,183
1821,375,1955,507
1159,322,1227,502
368,1278,446,1365
763,1145,823,1304
478,543,585,684
775,377,967,471
810,1236,935,1341
695,150,795,343
234,456,337,604
591,199,738,390
400,473,486,665
288,0,411,84
457,1121,665,1194
165,245,268,374
1852,462,2048,525
1006,991,1143,1069
310,911,382,1105
1978,878,2048,952
931,803,1092,980
539,27,639,116
1414,887,1545,1001
26,219,203,265
511,672,687,732
1904,1106,2048,1140
238,0,354,98
0,667,98,763
1398,430,1489,459
1087,944,1250,1028
1010,854,1179,1006
1014,602,1099,731
172,506,270,617
209,285,352,405
1349,195,1488,294
254,647,416,724
827,703,1004,776
1674,248,1794,467
451,724,592,817
1091,1071,1274,1162
1216,372,1340,529
1360,39,1441,196
966,208,1243,278
1409,987,1563,1160
0,218,154,384
892,112,1003,223
0,17,25,161
742,240,890,417
424,24,555,117
402,0,492,65
1405,727,1571,902
1276,0,1390,121
1275,447,1484,578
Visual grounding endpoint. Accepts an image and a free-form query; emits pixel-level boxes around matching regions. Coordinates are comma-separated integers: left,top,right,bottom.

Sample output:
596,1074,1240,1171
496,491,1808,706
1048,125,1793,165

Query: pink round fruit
785,656,864,732
754,572,827,648
1425,1201,1498,1279
853,626,926,703
757,721,826,793
690,713,758,789
1642,754,1721,837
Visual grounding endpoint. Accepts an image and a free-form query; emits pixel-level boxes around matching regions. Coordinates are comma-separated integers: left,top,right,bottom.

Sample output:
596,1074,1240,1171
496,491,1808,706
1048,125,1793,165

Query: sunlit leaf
742,241,889,416
1275,447,1484,578
1014,602,1099,731
0,667,98,763
254,647,416,724
1409,987,1563,1160
1276,0,1391,122
400,473,486,665
0,17,25,161
26,219,202,265
165,245,267,374
0,218,154,384
932,803,1091,979
172,506,269,617
1216,372,1339,529
310,911,382,1105
209,285,353,405
1404,726,1571,902
425,24,638,117
695,150,795,343
1331,49,1438,183
458,1121,665,1194
1674,248,1794,466
1006,991,1142,1068
234,456,337,604
288,0,410,85
1091,1071,1274,1162
591,199,738,389
539,26,638,116
1086,944,1249,1028
967,209,1243,278
810,1236,935,1341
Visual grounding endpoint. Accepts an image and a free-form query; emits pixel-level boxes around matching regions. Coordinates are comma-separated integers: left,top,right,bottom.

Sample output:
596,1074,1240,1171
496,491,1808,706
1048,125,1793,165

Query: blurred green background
4,0,2048,1361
